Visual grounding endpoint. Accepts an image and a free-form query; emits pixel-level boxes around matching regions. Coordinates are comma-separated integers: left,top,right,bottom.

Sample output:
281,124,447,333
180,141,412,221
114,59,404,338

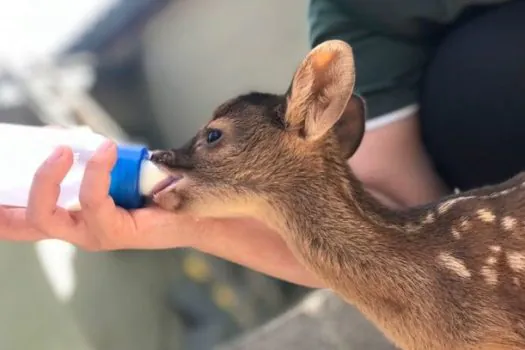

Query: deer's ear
333,94,366,159
285,40,356,141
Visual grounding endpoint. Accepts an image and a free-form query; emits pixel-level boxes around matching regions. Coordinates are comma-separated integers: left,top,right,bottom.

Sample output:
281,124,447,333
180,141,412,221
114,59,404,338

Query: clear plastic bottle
0,123,171,210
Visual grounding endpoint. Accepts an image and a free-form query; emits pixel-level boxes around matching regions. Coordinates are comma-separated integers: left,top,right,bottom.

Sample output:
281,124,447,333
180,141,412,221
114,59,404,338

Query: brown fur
150,40,525,350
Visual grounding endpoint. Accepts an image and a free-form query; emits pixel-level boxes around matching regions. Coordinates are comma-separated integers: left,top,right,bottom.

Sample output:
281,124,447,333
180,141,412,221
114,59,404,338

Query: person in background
1,0,524,290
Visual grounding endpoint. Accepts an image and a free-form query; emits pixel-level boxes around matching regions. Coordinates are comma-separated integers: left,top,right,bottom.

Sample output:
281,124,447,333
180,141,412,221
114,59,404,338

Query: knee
418,1,525,190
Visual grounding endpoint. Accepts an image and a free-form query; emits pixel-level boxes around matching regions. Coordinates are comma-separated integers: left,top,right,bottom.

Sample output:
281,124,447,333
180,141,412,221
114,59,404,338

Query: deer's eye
206,129,222,144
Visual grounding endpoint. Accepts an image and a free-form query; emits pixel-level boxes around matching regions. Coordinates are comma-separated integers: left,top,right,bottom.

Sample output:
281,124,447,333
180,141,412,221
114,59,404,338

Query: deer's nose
150,150,177,166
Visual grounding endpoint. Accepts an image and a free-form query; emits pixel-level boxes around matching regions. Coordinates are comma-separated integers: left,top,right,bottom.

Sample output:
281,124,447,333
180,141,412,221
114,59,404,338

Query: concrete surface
218,290,397,350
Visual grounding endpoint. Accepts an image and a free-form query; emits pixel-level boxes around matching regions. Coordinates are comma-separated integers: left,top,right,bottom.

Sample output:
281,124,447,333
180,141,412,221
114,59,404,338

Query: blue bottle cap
109,143,149,209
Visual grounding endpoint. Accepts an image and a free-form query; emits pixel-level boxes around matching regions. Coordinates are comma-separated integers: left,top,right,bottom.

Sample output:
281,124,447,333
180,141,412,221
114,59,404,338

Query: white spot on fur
459,217,472,231
437,252,471,278
489,245,502,253
486,256,497,265
452,227,461,240
513,277,521,287
481,266,498,285
489,187,515,197
422,212,435,224
506,252,525,272
404,223,418,232
502,216,517,231
477,209,496,223
438,199,461,214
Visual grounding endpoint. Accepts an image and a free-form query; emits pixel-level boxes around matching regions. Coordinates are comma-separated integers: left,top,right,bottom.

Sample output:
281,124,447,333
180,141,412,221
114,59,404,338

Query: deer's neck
273,171,432,309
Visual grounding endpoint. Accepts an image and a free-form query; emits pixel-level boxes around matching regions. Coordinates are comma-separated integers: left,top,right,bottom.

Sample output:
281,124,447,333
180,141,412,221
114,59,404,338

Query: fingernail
47,147,64,163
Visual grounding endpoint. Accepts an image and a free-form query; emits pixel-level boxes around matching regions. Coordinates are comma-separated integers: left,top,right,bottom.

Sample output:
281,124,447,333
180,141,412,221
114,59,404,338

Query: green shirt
308,0,511,119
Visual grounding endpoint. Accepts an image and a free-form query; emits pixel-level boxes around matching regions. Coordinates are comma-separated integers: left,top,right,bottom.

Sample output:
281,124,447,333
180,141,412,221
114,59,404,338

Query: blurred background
0,0,312,349
0,1,394,349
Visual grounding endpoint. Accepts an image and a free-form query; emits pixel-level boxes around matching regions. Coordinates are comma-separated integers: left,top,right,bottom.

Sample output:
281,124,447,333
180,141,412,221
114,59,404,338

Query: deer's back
391,172,525,349
341,172,525,349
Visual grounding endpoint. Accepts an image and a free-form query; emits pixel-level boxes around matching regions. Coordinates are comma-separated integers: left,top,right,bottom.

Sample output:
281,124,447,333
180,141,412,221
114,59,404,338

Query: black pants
419,0,525,191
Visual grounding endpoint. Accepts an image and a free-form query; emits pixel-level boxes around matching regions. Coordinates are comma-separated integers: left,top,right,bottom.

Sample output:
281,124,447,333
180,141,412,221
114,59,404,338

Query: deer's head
151,40,366,226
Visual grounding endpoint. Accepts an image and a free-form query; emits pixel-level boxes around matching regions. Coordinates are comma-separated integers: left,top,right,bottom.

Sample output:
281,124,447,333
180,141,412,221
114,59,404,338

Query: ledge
217,289,396,350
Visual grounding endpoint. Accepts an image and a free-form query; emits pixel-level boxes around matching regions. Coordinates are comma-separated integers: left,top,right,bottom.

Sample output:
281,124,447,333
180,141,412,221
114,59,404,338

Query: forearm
189,216,324,289
350,112,450,210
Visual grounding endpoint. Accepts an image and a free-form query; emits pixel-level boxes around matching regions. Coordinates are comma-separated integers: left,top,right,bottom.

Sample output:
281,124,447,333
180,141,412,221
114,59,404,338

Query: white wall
141,0,309,148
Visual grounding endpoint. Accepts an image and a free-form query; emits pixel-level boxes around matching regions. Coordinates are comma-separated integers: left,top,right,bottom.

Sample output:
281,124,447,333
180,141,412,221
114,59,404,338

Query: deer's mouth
150,175,183,195
150,160,194,193
150,170,192,211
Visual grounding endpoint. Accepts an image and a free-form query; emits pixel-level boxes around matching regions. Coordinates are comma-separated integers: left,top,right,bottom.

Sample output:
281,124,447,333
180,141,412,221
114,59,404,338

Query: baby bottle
0,123,171,210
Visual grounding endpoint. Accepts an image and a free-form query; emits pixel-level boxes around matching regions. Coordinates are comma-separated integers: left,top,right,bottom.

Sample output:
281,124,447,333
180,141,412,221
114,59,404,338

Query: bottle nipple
139,160,172,196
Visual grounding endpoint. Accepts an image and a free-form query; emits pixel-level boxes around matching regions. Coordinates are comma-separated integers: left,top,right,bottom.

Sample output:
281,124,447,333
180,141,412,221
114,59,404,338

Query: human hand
0,140,202,251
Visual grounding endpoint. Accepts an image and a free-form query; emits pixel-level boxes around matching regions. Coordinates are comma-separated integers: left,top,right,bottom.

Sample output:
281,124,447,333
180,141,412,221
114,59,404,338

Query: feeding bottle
0,123,171,210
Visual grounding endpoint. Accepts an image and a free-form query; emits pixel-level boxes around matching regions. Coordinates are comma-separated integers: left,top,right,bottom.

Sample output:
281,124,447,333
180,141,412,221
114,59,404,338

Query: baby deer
150,40,525,350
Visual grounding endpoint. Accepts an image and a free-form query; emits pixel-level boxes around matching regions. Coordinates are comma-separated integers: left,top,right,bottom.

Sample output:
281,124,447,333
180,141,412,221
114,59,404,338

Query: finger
26,146,74,230
78,140,118,227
